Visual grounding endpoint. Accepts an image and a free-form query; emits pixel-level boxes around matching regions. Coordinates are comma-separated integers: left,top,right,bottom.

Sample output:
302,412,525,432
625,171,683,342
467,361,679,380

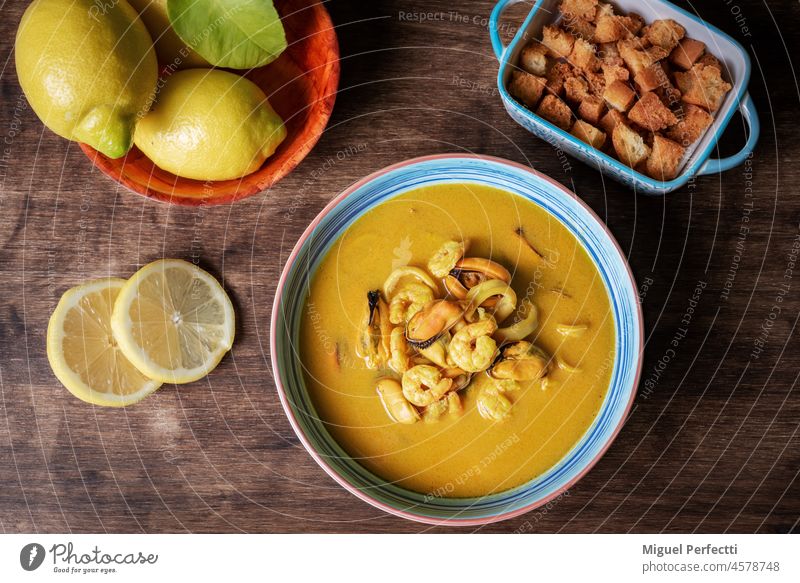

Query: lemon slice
47,278,162,407
111,259,235,384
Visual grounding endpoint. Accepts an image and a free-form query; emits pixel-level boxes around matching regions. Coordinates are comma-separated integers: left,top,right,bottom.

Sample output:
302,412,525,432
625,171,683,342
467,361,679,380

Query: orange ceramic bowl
80,0,340,206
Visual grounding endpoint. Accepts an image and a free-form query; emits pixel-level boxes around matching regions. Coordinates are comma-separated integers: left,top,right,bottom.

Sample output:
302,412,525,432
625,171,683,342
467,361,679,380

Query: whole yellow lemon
127,0,209,69
134,69,287,181
15,0,158,158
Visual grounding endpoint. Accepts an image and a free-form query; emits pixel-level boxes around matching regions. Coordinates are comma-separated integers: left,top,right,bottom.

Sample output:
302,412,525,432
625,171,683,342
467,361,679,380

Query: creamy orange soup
300,183,615,498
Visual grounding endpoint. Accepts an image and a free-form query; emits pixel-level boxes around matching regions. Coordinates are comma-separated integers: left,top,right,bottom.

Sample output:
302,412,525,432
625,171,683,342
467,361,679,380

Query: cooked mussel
442,366,473,392
488,341,550,381
405,299,464,349
444,257,512,302
356,290,392,369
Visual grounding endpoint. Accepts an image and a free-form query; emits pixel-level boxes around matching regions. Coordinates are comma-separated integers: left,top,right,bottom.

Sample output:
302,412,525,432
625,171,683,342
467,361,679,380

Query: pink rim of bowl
270,153,644,526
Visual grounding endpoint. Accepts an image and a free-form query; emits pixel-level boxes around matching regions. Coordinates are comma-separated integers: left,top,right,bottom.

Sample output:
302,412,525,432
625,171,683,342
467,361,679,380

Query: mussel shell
367,289,381,325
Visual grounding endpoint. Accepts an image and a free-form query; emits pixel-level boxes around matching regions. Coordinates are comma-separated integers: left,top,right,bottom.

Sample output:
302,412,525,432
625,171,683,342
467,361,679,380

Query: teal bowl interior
271,154,643,525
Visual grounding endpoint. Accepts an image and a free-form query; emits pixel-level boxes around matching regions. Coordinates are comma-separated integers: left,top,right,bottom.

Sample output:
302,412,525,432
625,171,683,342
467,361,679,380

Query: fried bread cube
670,38,705,70
665,103,714,145
563,16,597,41
628,91,678,131
546,62,573,96
618,39,668,75
571,119,607,149
633,62,672,93
520,42,550,76
642,19,685,51
583,69,606,96
623,13,644,36
603,80,636,112
594,2,615,20
570,38,600,72
612,122,651,167
536,94,574,130
646,135,685,180
508,70,547,108
565,75,591,103
599,108,626,135
578,95,606,124
674,63,732,111
543,25,576,58
594,14,627,43
697,52,722,71
559,0,598,21
602,55,630,84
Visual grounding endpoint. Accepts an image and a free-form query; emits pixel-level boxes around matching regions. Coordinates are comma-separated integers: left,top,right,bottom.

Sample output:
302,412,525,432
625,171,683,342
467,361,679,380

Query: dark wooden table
1,0,798,533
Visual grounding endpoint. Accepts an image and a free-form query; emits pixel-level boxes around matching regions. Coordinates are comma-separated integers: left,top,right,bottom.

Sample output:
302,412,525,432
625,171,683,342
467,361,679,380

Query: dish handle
698,93,760,176
489,0,526,59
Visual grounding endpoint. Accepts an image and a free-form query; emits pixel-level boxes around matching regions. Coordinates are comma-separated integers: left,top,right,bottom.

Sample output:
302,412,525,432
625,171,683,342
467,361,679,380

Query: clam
444,257,512,302
405,299,464,349
488,341,550,382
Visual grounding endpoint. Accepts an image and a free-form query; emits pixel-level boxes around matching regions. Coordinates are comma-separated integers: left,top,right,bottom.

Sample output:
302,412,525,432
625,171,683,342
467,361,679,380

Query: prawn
448,317,498,372
428,240,466,278
389,282,434,324
476,386,512,421
401,364,453,407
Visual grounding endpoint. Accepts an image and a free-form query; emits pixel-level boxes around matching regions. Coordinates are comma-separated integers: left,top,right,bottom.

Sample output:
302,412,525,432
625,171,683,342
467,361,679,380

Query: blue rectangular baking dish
490,0,760,195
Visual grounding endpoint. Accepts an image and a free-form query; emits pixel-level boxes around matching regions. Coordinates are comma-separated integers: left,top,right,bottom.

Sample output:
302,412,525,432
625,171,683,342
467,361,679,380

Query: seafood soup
299,182,615,498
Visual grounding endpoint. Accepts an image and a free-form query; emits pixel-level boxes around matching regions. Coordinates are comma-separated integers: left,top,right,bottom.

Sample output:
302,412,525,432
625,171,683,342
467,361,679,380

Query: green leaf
167,0,287,69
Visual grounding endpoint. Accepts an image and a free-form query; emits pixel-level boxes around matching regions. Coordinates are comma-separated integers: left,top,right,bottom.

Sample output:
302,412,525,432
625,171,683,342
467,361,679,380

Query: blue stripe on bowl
273,156,641,522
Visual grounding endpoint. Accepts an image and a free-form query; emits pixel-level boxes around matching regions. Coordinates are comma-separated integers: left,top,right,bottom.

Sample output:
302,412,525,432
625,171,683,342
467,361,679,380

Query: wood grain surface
1,0,798,533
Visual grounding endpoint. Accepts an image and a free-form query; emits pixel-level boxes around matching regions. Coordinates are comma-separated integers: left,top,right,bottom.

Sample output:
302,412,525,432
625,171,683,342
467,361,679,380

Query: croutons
603,80,636,112
511,4,730,174
642,19,685,51
571,119,607,149
646,135,685,180
655,83,683,109
697,52,722,71
598,41,619,58
628,91,678,131
584,69,606,96
599,109,626,135
565,75,590,103
563,16,596,41
618,39,668,75
559,0,598,21
542,25,576,58
520,43,550,76
622,13,644,37
508,70,547,108
546,62,573,96
602,56,630,85
593,14,628,43
612,122,651,168
665,104,714,145
670,38,705,70
536,94,574,130
570,38,600,72
578,95,606,125
674,63,732,111
594,2,615,20
634,63,669,93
